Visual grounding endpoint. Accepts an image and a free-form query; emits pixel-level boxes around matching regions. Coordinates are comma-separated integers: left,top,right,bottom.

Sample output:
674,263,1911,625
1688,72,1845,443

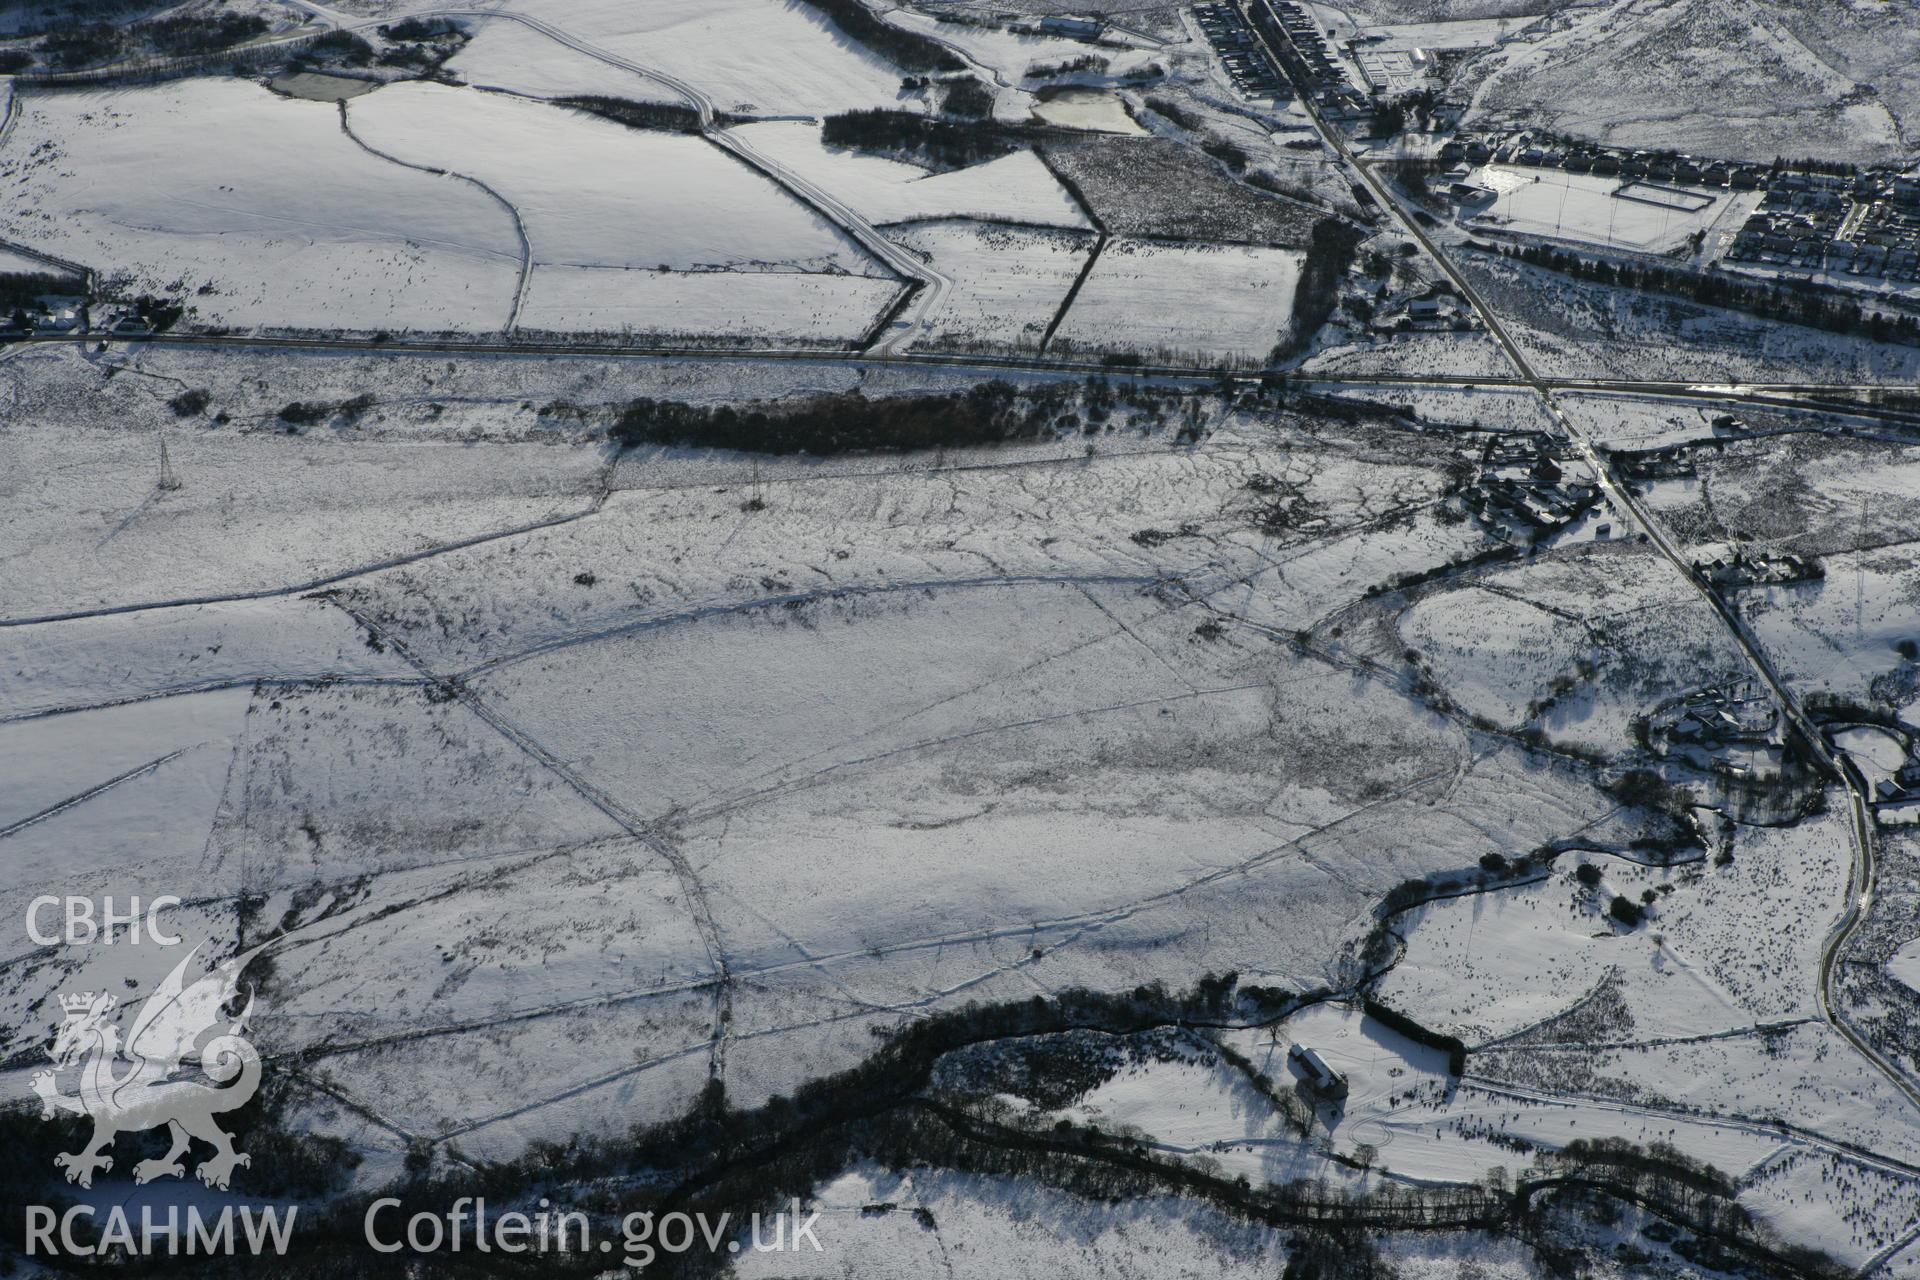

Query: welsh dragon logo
33,943,267,1190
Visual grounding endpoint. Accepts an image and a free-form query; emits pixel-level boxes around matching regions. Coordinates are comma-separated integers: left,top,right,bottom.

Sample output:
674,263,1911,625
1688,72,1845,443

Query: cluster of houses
0,295,153,339
1727,171,1920,283
1190,3,1287,103
1693,548,1821,588
1452,435,1600,545
0,292,84,337
1440,132,1777,190
1648,682,1786,784
1248,0,1369,116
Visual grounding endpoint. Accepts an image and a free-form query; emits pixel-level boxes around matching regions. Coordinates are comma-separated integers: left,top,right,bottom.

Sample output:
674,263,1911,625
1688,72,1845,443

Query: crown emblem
58,991,112,1015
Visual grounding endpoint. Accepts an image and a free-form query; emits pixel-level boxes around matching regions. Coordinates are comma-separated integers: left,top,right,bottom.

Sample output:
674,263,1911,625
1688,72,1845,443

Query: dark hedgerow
613,384,1053,456
821,109,1025,170
306,29,374,66
557,95,706,134
795,0,964,72
1277,217,1365,359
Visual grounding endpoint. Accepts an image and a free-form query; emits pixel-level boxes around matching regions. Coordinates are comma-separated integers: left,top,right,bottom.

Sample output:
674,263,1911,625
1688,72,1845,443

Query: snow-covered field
889,221,1093,351
880,7,1157,85
1458,253,1920,383
1631,433,1920,711
730,121,1093,230
9,2,1920,1268
517,266,898,343
1460,0,1915,166
1396,544,1755,757
0,79,523,332
491,0,909,118
1052,239,1304,362
0,75,899,340
1379,798,1853,1045
349,82,877,277
5,384,1636,1172
444,14,681,103
733,1164,1292,1279
1360,16,1541,51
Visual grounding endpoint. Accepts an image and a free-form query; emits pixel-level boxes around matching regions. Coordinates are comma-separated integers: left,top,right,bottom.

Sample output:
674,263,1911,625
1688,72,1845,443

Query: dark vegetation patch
557,95,708,134
279,393,377,428
26,8,268,71
1360,996,1467,1076
0,269,81,312
932,1030,1135,1110
1278,218,1366,359
168,387,210,417
1041,137,1324,246
129,293,183,332
795,0,965,72
148,12,268,56
380,17,455,42
1479,241,1920,348
37,21,126,68
940,75,996,119
820,109,1031,171
299,29,373,68
614,383,1073,455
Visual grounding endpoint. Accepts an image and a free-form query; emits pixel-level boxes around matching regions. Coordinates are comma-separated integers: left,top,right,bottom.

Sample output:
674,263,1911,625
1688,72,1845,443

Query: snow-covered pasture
2,397,1638,1163
0,417,611,619
889,221,1094,351
1459,253,1920,384
1461,0,1912,167
1633,434,1920,709
733,1164,1292,1279
1052,239,1304,362
347,82,878,277
444,14,680,103
730,121,1094,230
494,0,909,118
517,266,898,344
1377,804,1851,1048
1395,545,1755,757
1740,1149,1920,1271
0,79,523,332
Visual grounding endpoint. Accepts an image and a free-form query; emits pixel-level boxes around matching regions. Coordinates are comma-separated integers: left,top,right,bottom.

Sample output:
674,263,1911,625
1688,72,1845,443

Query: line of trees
821,109,1025,169
1278,217,1366,357
29,10,269,71
614,384,1076,455
1489,241,1920,347
0,270,81,311
1360,996,1467,1075
558,95,705,134
796,0,964,72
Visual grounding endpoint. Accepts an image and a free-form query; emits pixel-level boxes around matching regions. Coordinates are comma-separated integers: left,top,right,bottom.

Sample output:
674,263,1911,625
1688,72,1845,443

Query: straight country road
1236,0,1919,1116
